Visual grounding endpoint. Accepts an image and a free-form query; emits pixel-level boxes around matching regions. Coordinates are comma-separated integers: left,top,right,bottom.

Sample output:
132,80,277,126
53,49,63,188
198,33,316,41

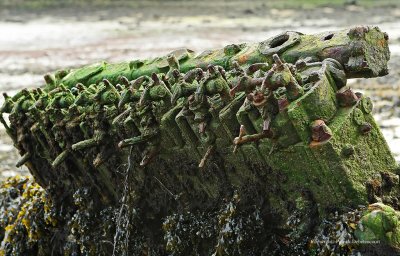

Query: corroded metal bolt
366,179,382,203
311,120,332,143
278,98,289,111
172,69,180,78
336,88,358,107
55,69,69,80
120,76,130,86
102,78,113,87
381,171,399,191
75,83,85,93
115,84,123,91
295,59,307,70
272,54,284,69
360,122,372,135
384,32,389,41
247,63,268,74
43,73,56,85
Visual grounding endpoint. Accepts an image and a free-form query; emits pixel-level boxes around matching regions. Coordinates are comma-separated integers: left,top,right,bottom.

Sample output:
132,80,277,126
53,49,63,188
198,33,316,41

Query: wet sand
1,3,400,178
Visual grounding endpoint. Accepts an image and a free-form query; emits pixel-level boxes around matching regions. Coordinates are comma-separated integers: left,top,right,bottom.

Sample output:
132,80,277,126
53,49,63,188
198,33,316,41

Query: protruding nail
336,87,358,107
360,122,372,135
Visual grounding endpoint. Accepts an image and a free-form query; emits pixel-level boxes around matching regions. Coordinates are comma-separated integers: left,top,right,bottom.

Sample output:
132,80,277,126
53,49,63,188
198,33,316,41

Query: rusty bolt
336,87,359,107
151,72,159,82
102,78,112,87
311,120,333,142
120,76,130,86
366,178,382,203
384,32,389,41
115,84,123,91
272,54,284,69
380,171,399,192
295,59,307,70
55,69,69,80
278,98,289,111
43,73,55,85
360,122,372,135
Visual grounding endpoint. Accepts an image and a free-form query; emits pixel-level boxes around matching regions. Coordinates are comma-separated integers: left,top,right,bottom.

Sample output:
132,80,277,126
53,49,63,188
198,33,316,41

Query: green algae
0,27,399,255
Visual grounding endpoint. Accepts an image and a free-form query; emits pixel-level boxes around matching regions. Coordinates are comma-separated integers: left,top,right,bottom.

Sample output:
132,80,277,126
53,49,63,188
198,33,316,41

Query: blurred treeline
0,0,398,10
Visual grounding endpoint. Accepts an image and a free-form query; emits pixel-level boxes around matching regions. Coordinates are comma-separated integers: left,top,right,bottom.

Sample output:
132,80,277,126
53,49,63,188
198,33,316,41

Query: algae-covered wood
0,26,399,255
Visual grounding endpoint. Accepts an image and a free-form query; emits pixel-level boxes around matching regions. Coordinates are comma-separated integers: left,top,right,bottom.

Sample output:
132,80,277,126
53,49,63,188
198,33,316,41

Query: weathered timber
1,26,399,255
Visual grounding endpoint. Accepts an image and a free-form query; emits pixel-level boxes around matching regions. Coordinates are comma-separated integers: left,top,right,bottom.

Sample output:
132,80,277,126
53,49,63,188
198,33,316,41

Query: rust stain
238,54,249,64
377,39,386,47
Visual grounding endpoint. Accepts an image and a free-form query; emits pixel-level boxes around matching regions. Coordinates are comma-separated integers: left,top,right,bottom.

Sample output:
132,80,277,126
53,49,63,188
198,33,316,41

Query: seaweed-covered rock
0,176,57,255
0,176,400,255
355,203,400,249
